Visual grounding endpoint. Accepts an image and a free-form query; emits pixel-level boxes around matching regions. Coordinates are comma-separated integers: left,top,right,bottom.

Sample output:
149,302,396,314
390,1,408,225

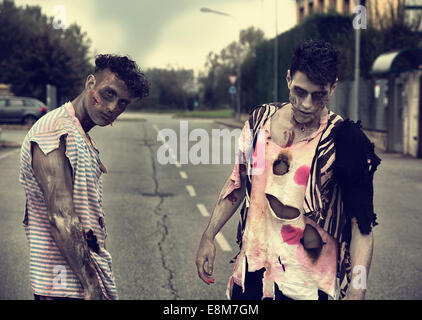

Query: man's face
85,69,134,126
286,70,336,124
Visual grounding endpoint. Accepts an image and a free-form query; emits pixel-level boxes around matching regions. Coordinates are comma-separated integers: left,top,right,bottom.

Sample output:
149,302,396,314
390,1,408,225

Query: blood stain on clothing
293,165,311,186
251,246,262,259
281,224,303,245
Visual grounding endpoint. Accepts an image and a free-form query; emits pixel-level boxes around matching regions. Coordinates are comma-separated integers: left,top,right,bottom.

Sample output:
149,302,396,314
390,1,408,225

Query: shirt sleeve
28,118,70,155
222,120,252,199
332,119,381,235
28,118,77,172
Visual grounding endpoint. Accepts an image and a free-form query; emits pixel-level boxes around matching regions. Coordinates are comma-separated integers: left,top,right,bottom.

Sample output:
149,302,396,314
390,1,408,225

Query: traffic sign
228,75,237,85
228,85,236,95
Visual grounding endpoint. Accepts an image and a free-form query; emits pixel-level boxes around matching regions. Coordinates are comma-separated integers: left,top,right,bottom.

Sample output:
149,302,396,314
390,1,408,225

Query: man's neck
71,94,96,133
289,104,328,131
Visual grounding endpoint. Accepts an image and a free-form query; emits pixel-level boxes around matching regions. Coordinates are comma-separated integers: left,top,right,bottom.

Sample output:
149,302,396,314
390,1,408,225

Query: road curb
213,119,244,129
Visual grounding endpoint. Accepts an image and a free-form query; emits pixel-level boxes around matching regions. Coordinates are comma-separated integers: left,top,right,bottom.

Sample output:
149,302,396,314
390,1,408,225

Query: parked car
0,96,47,125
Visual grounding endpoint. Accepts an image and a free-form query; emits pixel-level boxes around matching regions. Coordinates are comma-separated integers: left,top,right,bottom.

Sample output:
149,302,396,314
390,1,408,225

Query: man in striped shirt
20,54,149,299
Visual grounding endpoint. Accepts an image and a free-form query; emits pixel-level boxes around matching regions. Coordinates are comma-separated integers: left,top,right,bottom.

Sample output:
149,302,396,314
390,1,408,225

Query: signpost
228,75,237,85
228,74,237,115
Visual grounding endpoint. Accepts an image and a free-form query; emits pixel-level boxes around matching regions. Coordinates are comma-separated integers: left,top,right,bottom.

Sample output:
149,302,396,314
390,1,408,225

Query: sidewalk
0,126,25,149
213,114,248,129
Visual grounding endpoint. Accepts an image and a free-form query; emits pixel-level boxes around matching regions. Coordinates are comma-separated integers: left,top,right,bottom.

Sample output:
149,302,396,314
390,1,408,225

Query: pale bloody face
286,70,336,125
84,69,134,126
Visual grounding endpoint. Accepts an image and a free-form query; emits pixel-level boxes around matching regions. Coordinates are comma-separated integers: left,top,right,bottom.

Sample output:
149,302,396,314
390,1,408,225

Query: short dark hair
94,54,150,99
290,40,339,86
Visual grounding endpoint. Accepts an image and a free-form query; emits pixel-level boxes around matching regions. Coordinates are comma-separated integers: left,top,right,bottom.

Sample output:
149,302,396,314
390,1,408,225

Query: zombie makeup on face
292,86,329,108
91,89,102,106
98,86,130,112
289,91,298,109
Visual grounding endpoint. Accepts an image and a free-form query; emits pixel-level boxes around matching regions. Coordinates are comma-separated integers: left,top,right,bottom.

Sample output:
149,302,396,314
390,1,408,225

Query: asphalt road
0,113,421,300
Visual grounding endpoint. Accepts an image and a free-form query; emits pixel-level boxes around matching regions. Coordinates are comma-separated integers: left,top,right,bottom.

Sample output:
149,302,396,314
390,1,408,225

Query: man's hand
195,235,216,285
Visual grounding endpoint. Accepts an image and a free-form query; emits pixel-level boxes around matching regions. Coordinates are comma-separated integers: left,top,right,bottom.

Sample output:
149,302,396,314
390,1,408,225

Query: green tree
367,0,421,50
135,67,196,110
0,0,92,104
251,3,421,108
199,26,265,111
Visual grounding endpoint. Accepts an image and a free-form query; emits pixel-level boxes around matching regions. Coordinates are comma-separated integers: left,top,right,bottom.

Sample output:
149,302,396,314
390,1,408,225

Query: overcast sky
15,0,296,72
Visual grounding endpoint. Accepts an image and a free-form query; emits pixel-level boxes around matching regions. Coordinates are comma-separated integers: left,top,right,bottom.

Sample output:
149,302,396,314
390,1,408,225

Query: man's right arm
195,164,246,284
31,136,106,300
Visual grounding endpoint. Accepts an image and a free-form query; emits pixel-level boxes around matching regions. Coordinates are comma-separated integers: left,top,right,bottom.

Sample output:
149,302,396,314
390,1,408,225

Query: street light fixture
200,7,242,121
200,7,229,17
200,7,241,26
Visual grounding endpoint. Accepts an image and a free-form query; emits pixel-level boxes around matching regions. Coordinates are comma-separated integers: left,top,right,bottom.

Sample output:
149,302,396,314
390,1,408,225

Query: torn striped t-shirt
19,102,118,299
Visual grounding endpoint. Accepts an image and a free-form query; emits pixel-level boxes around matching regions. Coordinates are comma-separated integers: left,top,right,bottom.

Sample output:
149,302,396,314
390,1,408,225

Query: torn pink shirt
222,121,253,199
225,115,338,300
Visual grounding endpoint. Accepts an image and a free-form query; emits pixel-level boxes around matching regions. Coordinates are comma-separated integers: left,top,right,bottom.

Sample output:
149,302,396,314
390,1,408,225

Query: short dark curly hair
94,54,150,99
290,40,339,86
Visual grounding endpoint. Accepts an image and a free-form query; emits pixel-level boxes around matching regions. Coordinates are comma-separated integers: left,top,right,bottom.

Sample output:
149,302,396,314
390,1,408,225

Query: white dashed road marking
215,233,232,252
196,203,210,217
153,122,231,252
196,203,232,251
186,185,197,197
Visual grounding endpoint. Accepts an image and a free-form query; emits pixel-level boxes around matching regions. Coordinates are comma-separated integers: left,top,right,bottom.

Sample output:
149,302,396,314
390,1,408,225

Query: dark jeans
230,265,328,300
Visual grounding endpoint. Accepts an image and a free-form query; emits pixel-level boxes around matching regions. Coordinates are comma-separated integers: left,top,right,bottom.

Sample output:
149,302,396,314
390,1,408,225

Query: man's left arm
344,217,374,300
332,119,381,300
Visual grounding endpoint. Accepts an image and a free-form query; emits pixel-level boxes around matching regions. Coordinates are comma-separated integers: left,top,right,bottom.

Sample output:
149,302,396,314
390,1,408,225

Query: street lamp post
200,7,242,121
352,0,363,122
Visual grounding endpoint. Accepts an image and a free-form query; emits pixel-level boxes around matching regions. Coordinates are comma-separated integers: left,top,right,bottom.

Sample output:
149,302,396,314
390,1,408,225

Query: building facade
0,84,12,96
295,0,406,25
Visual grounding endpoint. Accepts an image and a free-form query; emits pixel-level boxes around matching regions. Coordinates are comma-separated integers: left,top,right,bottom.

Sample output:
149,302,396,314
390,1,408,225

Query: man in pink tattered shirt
196,40,378,300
